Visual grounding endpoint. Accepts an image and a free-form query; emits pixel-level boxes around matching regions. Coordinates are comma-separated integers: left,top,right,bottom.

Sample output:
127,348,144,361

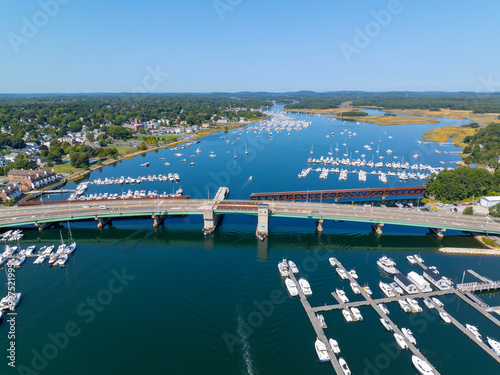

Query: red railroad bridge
249,186,427,202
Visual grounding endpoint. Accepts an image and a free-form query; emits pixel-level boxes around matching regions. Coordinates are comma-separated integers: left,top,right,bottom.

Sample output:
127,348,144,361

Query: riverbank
422,124,482,144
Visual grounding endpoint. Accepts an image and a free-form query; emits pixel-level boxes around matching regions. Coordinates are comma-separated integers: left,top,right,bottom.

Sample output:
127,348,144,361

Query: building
0,183,22,203
123,123,145,133
480,196,500,208
7,169,58,192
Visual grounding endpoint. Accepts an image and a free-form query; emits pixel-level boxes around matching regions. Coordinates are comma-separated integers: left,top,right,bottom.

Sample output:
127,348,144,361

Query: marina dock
439,247,500,256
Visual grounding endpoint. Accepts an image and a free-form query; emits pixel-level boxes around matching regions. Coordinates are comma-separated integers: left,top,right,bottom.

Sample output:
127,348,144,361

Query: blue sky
0,0,499,93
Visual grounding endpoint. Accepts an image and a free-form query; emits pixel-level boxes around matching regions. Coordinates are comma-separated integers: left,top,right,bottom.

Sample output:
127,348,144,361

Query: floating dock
439,247,500,256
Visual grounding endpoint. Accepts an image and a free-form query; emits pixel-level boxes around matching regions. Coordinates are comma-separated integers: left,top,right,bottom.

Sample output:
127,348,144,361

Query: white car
82,205,91,208
99,205,108,210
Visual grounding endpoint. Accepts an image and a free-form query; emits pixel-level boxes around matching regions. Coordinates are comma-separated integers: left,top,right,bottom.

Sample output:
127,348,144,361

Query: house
0,183,22,203
7,169,58,192
480,196,500,208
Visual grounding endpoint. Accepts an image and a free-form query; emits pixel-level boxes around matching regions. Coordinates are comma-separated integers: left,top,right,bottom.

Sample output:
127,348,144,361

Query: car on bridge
99,205,108,210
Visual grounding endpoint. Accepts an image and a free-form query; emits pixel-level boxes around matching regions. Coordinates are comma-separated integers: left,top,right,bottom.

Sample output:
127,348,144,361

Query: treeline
462,122,500,167
426,167,500,202
340,110,368,117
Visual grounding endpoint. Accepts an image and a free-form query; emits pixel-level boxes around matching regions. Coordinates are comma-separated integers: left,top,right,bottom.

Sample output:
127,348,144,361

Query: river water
2,106,500,375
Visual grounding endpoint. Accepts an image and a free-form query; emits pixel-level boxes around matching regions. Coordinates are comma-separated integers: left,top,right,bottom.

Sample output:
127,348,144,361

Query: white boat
414,254,424,263
399,299,411,313
48,254,58,266
487,337,500,356
299,278,312,296
314,338,329,362
394,333,408,349
439,311,451,324
407,255,416,264
56,254,68,266
432,297,444,308
25,245,36,256
407,298,423,313
285,278,298,297
336,289,349,303
466,324,482,341
329,257,336,266
0,292,21,311
390,282,404,295
350,307,363,321
65,241,77,254
378,303,390,315
336,268,348,280
348,269,358,279
423,299,435,309
288,260,299,274
377,256,397,274
278,259,289,277
342,309,353,322
339,357,351,375
33,255,46,265
394,273,418,294
412,355,435,375
350,282,361,294
379,282,395,297
402,328,417,344
362,285,372,296
329,338,340,354
380,318,393,331
317,314,327,328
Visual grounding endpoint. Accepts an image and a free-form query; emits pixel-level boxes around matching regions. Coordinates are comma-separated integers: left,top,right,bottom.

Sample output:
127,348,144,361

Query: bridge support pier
430,227,446,238
35,222,55,232
152,214,165,227
203,209,220,236
371,223,384,235
96,217,112,229
316,219,324,232
256,203,269,240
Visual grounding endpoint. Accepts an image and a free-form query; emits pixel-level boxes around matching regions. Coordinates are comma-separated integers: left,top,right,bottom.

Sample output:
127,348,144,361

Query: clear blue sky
1,0,499,93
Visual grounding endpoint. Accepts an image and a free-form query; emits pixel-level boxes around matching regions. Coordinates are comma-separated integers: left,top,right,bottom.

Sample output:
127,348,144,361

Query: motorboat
348,269,358,279
407,255,416,264
285,278,298,297
350,282,361,294
0,293,21,311
362,285,373,296
299,278,312,296
48,254,58,266
329,339,340,354
379,282,395,297
350,307,363,321
25,245,36,256
466,324,482,341
278,259,289,277
407,298,423,313
288,260,299,274
414,254,424,263
378,303,390,315
329,257,336,266
487,337,500,356
336,268,348,280
377,256,397,274
412,355,435,375
402,328,417,344
390,282,404,295
342,309,353,322
336,289,349,303
33,255,46,265
380,318,393,331
56,254,68,267
317,314,327,329
423,299,434,309
314,338,329,362
432,297,444,308
339,357,351,375
394,333,408,349
399,299,411,313
439,311,451,324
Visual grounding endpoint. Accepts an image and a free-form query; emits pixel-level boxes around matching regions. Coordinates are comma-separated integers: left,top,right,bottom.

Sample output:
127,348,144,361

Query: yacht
423,268,453,290
380,318,393,331
412,355,435,375
336,289,349,303
25,245,36,256
285,278,298,297
336,268,348,280
379,282,396,297
0,293,21,311
350,307,363,321
299,278,312,296
339,358,351,375
288,260,299,274
439,311,451,324
423,299,435,309
414,254,424,263
329,338,340,354
33,255,46,265
487,337,500,356
377,256,397,274
362,285,373,296
407,298,423,313
432,297,444,308
407,255,416,264
350,282,361,294
342,309,353,322
48,254,58,266
329,257,336,266
348,269,358,279
317,314,327,329
466,324,482,341
399,299,411,313
390,282,404,295
378,304,390,315
314,338,329,362
402,328,417,344
278,259,289,277
394,333,408,350
65,241,77,254
56,254,68,267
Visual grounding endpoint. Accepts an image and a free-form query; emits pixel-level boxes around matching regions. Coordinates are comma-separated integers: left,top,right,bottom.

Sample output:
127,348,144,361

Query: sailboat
310,145,314,154
233,149,237,159
335,142,339,152
245,144,248,155
328,145,333,156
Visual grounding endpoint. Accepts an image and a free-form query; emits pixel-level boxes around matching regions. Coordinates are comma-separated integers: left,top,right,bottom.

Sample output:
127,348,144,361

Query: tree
489,203,500,218
86,133,95,142
97,134,108,147
137,142,147,151
70,152,90,168
11,137,25,149
463,206,474,215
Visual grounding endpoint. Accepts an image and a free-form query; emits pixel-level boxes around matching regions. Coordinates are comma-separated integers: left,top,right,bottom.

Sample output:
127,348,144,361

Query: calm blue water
1,106,498,375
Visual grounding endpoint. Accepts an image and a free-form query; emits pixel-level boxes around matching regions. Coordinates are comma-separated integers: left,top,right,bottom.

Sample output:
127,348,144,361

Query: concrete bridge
2,195,500,239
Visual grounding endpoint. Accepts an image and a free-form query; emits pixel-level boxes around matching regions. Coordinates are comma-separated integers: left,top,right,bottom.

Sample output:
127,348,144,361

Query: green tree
86,133,95,142
463,206,474,215
489,203,500,218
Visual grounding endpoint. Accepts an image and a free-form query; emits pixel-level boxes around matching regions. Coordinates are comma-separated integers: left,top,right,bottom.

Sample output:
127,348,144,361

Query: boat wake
237,313,258,375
